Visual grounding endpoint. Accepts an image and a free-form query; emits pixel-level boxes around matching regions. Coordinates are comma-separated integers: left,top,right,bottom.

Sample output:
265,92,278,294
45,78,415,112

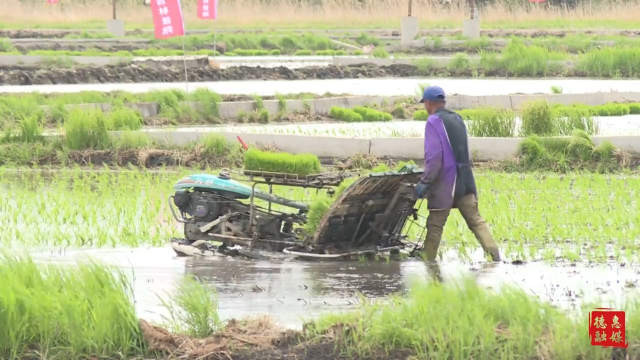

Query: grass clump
63,108,110,150
106,106,144,130
412,110,430,120
515,130,621,173
520,99,556,136
0,253,144,359
243,148,321,176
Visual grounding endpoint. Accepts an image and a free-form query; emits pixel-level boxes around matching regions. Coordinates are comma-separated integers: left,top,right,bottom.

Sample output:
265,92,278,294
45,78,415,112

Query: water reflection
23,245,640,328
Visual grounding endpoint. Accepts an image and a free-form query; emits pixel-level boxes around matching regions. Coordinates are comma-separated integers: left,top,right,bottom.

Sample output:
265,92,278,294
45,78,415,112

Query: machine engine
172,188,303,246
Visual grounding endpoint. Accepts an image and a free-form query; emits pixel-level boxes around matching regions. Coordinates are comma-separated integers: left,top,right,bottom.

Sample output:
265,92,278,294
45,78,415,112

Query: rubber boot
471,224,501,262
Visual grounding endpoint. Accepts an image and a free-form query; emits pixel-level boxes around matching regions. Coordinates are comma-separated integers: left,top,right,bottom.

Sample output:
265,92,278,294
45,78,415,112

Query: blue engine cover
174,173,309,211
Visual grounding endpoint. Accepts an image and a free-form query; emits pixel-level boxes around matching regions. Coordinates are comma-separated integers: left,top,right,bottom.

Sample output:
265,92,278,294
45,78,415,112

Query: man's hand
414,181,430,200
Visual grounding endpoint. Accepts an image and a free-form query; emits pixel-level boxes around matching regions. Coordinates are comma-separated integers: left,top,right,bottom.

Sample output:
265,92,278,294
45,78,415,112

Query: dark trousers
424,193,501,262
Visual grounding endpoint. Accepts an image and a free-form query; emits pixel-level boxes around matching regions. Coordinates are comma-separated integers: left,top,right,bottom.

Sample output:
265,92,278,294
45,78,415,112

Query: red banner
47,0,58,4
150,0,185,39
197,0,217,19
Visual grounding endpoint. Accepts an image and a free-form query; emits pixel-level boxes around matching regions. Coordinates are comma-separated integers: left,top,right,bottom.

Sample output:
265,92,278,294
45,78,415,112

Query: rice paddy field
3,166,640,358
6,0,640,353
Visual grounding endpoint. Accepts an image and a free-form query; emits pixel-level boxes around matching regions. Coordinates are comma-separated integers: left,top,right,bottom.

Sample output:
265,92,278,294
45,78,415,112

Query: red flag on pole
150,0,186,39
47,0,58,4
197,0,217,19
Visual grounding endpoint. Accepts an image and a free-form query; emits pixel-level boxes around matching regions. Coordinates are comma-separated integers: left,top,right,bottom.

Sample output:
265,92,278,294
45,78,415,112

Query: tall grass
5,0,640,30
517,130,619,172
0,253,144,359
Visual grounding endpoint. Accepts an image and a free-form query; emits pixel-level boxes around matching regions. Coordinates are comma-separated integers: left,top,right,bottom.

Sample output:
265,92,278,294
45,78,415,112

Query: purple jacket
420,114,457,210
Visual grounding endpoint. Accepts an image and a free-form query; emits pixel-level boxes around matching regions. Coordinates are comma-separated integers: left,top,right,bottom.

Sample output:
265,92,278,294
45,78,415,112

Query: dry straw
2,0,640,29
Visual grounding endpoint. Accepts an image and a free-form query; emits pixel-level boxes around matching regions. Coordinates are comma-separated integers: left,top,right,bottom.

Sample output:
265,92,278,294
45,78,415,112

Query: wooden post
407,0,413,17
112,0,117,19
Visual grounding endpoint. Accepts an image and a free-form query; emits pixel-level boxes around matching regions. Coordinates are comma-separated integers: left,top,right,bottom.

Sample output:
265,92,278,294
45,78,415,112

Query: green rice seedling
329,106,363,122
0,254,144,359
2,169,640,261
465,107,516,137
303,177,356,235
353,50,363,55
554,106,599,135
293,50,313,56
158,275,222,338
603,103,630,116
269,49,281,55
372,47,389,58
63,108,110,150
550,85,563,94
519,99,555,136
225,52,237,56
335,50,347,55
106,106,144,131
412,110,429,120
352,106,392,122
311,277,627,359
629,103,640,114
243,148,322,176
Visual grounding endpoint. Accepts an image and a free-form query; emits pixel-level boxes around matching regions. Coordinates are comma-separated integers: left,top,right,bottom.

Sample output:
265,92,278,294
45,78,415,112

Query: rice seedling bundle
329,106,363,122
243,148,321,176
352,106,393,122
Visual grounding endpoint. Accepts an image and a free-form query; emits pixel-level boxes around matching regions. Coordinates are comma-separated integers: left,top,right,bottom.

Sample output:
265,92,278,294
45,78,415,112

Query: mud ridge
139,317,410,360
0,63,591,86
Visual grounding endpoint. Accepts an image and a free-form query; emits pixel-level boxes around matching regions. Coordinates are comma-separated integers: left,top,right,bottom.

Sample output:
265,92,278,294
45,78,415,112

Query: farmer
414,86,501,262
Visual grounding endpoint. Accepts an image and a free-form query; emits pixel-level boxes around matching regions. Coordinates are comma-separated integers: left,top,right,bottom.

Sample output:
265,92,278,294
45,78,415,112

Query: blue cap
419,85,446,103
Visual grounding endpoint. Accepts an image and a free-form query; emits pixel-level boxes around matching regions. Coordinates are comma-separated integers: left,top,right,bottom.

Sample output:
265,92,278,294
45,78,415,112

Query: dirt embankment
0,63,421,85
139,317,411,360
0,62,592,86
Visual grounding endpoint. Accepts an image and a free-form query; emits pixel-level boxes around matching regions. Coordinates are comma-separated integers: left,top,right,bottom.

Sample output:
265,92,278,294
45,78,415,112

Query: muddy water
27,244,640,329
2,79,640,96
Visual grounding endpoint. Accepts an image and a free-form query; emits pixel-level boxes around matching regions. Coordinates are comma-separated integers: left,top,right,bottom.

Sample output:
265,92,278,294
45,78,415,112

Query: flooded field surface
143,115,640,137
3,169,640,328
26,245,640,328
1,78,640,96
